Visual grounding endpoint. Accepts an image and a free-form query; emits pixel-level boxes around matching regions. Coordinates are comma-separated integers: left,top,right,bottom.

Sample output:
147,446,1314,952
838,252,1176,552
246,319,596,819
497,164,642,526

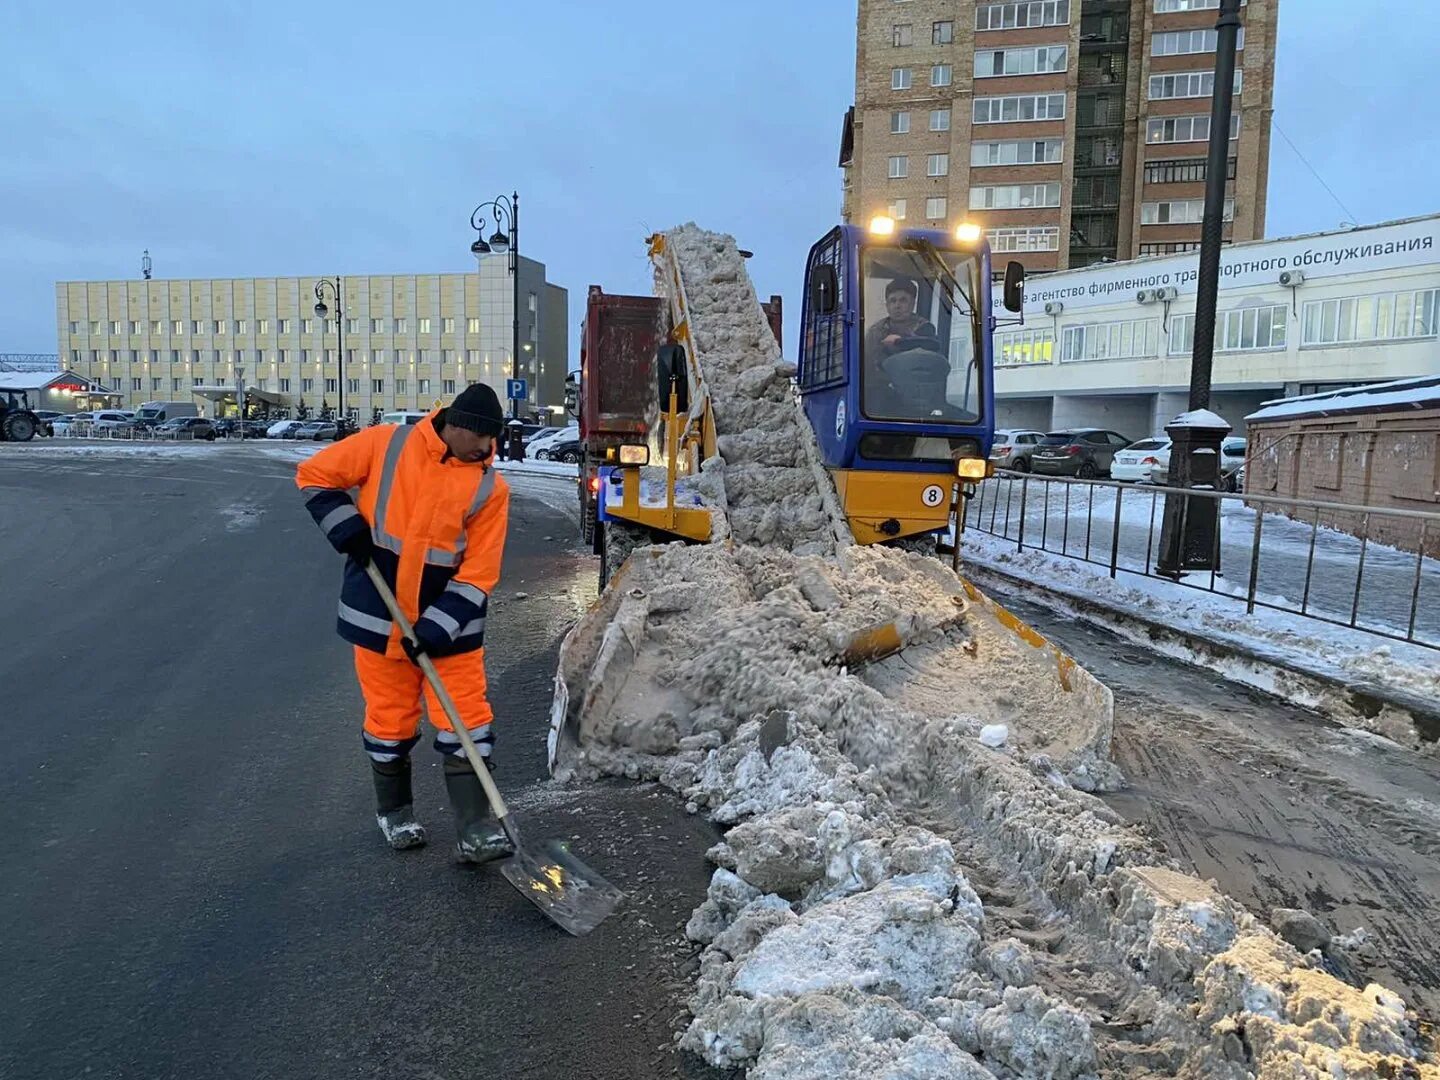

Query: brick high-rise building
840,0,1278,271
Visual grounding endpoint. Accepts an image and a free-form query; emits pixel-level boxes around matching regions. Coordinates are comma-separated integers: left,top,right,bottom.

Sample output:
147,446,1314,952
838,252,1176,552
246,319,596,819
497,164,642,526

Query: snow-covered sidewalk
960,528,1439,738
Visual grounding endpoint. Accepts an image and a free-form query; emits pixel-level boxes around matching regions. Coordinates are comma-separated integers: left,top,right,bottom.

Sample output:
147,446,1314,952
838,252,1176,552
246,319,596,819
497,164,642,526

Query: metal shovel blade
500,839,625,937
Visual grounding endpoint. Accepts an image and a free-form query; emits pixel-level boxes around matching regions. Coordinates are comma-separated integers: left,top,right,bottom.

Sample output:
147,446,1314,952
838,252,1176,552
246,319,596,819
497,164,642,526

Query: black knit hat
443,382,505,436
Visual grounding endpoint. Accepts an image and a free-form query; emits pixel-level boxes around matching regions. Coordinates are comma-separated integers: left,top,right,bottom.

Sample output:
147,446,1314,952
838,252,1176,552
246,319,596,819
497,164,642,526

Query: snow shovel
363,562,624,936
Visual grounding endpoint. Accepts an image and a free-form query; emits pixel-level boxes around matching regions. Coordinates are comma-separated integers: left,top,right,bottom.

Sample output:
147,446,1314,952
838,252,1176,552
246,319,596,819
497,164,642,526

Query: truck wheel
598,520,647,593
3,413,37,442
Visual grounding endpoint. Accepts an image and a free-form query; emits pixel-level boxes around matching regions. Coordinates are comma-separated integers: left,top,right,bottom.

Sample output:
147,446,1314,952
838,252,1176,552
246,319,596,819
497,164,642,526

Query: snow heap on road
553,226,1438,1078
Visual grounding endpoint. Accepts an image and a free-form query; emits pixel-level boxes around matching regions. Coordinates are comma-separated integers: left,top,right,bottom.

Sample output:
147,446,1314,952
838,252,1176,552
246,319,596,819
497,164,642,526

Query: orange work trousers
354,646,494,760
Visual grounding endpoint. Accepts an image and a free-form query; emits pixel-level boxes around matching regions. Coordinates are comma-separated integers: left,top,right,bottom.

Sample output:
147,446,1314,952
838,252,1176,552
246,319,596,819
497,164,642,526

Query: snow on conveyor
554,226,1439,1079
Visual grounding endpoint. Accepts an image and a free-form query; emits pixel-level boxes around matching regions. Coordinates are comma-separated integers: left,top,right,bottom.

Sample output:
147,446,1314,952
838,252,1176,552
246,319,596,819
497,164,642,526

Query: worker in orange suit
296,383,512,862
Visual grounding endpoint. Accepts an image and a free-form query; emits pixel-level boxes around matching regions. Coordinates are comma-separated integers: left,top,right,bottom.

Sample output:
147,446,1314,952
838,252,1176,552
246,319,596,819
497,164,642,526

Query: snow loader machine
551,220,1113,783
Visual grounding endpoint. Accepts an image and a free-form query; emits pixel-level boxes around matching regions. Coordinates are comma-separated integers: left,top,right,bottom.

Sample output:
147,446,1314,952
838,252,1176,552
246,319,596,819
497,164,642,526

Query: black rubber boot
371,758,427,851
442,755,514,865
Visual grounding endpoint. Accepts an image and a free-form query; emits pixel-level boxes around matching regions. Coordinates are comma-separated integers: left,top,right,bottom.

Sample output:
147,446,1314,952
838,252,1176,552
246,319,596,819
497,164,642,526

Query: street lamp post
313,277,345,429
1157,0,1241,577
468,191,523,459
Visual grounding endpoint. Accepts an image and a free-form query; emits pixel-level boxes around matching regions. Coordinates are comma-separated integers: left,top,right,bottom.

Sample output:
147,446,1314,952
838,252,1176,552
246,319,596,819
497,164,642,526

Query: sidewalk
959,528,1440,746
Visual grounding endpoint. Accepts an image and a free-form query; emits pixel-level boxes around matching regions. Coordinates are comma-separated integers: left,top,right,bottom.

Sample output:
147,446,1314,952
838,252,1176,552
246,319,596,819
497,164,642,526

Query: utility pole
1157,0,1241,578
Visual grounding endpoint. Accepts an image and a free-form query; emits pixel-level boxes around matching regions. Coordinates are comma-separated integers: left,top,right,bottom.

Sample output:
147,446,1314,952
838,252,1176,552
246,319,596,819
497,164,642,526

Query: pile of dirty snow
549,225,1439,1079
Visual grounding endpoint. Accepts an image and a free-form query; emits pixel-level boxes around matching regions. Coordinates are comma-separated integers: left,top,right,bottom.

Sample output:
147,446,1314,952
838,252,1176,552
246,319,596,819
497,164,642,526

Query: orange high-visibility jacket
296,412,509,658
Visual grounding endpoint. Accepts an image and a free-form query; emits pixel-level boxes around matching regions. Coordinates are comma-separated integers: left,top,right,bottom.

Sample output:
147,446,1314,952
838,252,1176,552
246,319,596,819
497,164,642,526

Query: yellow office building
55,255,568,420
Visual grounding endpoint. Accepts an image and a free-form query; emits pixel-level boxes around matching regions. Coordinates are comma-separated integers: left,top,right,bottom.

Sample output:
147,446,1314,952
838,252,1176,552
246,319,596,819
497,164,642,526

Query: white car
91,410,137,433
51,413,91,435
1111,438,1171,483
267,420,307,439
527,425,578,454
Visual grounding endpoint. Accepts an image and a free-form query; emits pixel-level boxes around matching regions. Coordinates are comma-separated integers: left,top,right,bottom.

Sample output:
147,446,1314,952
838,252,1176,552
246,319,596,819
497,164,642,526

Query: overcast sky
1,0,1433,360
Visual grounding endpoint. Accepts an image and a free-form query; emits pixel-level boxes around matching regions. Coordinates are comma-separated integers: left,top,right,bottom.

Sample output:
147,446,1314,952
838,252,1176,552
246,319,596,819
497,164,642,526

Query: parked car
535,437,582,464
380,410,428,426
296,421,338,441
1111,438,1172,483
90,410,138,433
155,416,218,441
32,410,62,436
1030,429,1133,479
989,429,1046,472
51,412,91,436
526,425,579,454
267,420,306,439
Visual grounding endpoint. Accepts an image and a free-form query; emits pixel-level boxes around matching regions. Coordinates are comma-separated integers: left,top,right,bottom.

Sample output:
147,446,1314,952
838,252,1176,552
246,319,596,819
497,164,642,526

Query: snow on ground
956,524,1440,728
551,225,1440,1079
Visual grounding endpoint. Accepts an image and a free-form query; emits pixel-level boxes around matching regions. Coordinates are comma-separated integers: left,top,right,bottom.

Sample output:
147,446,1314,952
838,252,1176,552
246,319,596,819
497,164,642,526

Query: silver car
989,429,1046,472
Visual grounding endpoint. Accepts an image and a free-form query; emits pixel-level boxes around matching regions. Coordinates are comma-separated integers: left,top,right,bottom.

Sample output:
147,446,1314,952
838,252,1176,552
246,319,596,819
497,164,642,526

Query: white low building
991,213,1440,440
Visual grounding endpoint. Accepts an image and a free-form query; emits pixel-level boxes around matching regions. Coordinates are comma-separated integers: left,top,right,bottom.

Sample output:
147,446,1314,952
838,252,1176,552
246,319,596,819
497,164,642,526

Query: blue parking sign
506,378,528,401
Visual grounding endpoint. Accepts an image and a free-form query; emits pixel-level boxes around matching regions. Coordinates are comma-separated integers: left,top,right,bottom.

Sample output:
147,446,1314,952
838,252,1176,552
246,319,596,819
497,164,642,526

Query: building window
976,2,1070,31
926,153,950,177
1302,288,1440,346
169,349,180,364
418,317,431,334
131,378,142,391
925,197,948,220
340,318,355,333
302,318,315,334
1072,175,1121,208
371,349,384,364
892,22,913,46
974,44,1068,77
148,320,161,334
394,318,408,333
996,327,1055,366
111,350,121,363
888,198,908,220
930,63,952,87
418,349,430,364
1156,0,1245,9
930,108,951,131
149,349,159,363
1061,319,1160,361
1139,242,1204,255
256,378,269,392
233,320,245,334
255,319,268,334
933,20,954,44
129,320,142,334
111,320,123,334
1140,197,1235,224
1221,305,1288,351
439,378,454,394
1146,114,1240,143
87,349,98,365
373,379,385,394
973,93,1066,123
395,350,410,364
969,182,1062,209
302,378,314,392
1149,70,1241,101
167,320,180,334
347,348,357,367
325,378,338,393
418,378,430,395
1153,28,1244,56
1144,158,1236,183
971,138,1064,166
988,226,1061,253
278,378,290,392
369,318,383,333
279,319,291,333
395,378,408,394
466,317,480,333
466,349,480,365
891,110,911,134
888,155,909,178
442,317,455,333
324,318,335,334
213,320,225,334
210,350,220,363
193,377,203,388
891,67,912,90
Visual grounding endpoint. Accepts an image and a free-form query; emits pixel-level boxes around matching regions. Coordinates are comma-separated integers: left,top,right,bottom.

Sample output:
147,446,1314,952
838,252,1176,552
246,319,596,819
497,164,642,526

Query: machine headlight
956,457,992,480
618,444,649,466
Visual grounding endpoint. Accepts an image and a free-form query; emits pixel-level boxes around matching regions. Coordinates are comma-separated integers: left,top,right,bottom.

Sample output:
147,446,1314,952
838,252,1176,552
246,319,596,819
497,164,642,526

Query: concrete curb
961,558,1440,745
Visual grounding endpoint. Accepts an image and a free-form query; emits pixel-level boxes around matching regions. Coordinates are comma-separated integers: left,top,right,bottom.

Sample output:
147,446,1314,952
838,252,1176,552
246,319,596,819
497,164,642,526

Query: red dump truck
574,285,782,550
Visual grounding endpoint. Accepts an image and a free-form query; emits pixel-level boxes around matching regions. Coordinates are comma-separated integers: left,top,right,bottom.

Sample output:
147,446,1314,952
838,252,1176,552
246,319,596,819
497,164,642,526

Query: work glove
337,528,375,565
401,620,447,666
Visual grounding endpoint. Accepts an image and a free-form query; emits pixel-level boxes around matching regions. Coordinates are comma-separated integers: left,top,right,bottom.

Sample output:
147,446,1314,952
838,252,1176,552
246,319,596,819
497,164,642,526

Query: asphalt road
0,445,724,1080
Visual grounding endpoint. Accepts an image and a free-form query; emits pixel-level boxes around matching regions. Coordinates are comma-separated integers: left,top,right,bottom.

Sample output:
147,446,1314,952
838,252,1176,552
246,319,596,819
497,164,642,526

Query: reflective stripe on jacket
295,412,509,657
